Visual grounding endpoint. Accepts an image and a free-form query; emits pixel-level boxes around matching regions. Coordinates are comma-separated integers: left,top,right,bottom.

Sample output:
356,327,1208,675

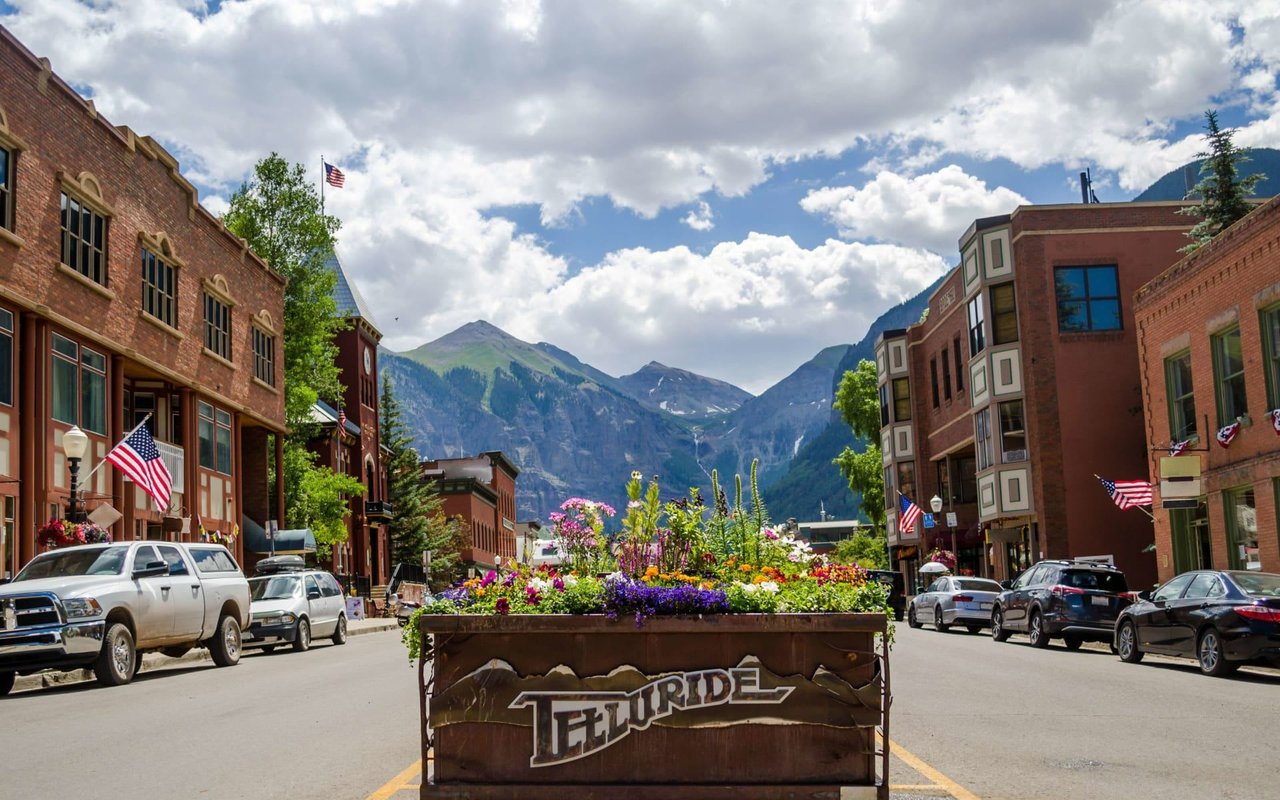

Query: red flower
495,597,510,615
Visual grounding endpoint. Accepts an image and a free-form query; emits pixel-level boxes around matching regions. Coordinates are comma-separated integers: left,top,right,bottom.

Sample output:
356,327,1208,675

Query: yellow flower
740,564,754,573
701,581,715,590
752,574,768,585
475,588,486,597
644,565,659,578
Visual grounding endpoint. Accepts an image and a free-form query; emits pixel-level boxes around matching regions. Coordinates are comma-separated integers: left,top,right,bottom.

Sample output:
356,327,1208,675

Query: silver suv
244,557,348,653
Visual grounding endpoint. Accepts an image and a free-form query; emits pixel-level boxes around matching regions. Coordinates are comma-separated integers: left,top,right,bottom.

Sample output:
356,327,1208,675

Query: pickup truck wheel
94,623,136,687
332,614,348,645
0,671,14,696
292,618,311,652
208,614,242,667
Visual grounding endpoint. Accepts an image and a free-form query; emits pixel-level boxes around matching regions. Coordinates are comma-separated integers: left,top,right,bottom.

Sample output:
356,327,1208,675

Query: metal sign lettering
509,667,793,767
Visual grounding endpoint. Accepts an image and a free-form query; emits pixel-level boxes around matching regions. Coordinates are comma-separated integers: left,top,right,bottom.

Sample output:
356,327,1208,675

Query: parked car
865,570,905,621
244,557,348,653
1114,569,1280,677
0,542,249,695
991,559,1131,649
908,576,1002,633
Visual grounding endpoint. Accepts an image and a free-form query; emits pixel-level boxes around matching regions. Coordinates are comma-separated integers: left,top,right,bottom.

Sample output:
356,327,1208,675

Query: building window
2,495,14,580
930,358,939,408
141,247,177,328
1211,326,1247,426
967,295,986,356
990,238,1004,270
892,378,911,422
879,384,890,427
1055,265,1120,332
59,191,108,286
1262,305,1280,409
1170,503,1211,574
956,455,977,503
999,400,1027,463
897,461,916,501
883,466,893,510
252,327,275,386
197,401,232,474
953,337,964,392
1223,486,1258,571
0,146,12,232
203,292,231,360
1164,350,1196,441
51,333,106,434
0,307,11,406
941,349,952,401
990,283,1018,345
975,407,993,471
936,459,952,504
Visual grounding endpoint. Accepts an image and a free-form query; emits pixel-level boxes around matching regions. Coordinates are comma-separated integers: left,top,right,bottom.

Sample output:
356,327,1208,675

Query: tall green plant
1179,109,1265,253
833,359,886,531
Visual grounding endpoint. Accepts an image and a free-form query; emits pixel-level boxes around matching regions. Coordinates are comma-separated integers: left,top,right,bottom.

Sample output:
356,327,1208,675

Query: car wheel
1063,635,1083,650
208,614,242,667
1197,628,1239,677
1028,611,1050,648
1116,620,1143,663
332,614,348,645
293,618,312,652
966,625,983,634
0,671,15,697
934,605,950,632
991,608,1011,642
94,622,136,687
907,605,922,629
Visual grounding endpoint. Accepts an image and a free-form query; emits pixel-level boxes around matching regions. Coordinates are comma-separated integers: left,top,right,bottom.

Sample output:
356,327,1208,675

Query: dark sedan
1114,570,1280,677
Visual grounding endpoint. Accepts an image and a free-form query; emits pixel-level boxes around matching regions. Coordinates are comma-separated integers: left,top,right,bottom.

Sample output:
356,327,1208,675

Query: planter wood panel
417,613,890,800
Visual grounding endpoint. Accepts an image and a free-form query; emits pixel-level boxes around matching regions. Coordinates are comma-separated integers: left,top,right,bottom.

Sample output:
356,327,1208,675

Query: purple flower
495,597,510,615
553,577,565,592
503,571,517,586
525,586,541,605
603,576,728,628
480,570,497,587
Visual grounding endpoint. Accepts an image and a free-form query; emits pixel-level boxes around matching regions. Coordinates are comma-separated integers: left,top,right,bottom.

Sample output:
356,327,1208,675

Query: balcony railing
156,441,184,497
366,500,393,522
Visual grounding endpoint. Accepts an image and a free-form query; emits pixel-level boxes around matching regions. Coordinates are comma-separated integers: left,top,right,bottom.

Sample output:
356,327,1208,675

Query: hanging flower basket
37,518,112,550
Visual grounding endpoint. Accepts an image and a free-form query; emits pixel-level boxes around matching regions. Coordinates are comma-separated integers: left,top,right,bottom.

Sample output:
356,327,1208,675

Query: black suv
991,560,1132,649
866,570,905,621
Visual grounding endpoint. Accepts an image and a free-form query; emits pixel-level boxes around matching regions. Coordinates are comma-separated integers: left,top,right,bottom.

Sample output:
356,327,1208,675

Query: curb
10,619,399,694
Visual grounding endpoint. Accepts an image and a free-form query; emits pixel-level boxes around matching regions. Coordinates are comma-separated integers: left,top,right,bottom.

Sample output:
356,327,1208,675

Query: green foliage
445,366,487,404
832,360,886,530
834,445,886,532
1179,110,1266,253
488,368,522,421
281,443,365,557
831,532,890,570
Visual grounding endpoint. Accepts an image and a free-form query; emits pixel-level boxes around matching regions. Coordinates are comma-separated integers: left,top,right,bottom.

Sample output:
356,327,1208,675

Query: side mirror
999,579,1013,590
307,588,322,600
132,560,169,580
1138,590,1152,602
0,577,10,585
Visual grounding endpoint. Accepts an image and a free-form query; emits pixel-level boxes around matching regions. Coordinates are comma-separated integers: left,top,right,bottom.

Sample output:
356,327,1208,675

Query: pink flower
553,577,565,592
525,587,541,605
764,528,779,540
480,570,497,587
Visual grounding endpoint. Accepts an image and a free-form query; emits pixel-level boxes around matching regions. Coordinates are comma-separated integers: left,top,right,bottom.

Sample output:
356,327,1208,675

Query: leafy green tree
832,359,886,531
224,154,360,549
830,532,890,570
381,374,463,585
1179,110,1265,253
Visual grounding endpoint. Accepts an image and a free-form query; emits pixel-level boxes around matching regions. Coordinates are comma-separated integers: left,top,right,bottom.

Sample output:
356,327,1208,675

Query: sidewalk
11,616,399,693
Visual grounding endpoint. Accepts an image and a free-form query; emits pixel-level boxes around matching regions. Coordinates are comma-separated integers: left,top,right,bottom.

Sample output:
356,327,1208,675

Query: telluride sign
510,665,794,766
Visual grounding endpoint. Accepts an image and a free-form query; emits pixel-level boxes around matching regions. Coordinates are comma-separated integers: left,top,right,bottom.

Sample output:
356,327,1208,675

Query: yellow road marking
365,759,422,800
889,737,983,800
891,784,947,790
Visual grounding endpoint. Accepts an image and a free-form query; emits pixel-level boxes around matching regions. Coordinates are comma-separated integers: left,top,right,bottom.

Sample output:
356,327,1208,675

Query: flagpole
80,412,154,485
320,154,326,218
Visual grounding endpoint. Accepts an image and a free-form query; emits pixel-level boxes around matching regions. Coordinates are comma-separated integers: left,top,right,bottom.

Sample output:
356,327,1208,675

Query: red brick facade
0,26,286,577
1135,195,1280,583
422,452,519,577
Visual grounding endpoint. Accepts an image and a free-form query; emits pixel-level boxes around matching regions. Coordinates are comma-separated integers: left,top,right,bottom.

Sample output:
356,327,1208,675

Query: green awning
242,516,316,555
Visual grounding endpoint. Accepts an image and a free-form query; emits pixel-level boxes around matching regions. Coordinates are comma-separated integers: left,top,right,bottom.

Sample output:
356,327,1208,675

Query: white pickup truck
0,541,251,694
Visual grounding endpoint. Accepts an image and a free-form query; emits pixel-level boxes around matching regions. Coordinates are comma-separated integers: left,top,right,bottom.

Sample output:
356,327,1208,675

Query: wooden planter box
416,613,891,799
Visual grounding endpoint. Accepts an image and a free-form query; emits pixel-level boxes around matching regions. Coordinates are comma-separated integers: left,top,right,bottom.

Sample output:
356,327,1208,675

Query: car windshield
250,575,301,601
1060,569,1128,593
14,546,129,581
954,579,1002,593
1228,572,1280,597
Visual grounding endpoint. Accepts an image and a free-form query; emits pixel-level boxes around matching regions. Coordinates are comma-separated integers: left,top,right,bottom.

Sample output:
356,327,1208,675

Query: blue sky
2,1,1277,393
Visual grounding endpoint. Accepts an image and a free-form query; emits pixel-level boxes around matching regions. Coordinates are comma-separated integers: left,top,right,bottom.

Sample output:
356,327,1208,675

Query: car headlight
63,598,103,619
279,613,297,625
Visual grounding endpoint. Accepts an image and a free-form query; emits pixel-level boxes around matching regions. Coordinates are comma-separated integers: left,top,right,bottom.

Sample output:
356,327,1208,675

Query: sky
3,1,1279,394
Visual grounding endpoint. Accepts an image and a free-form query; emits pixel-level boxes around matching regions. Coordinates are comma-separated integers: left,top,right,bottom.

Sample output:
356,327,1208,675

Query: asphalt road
0,628,421,800
888,622,1280,800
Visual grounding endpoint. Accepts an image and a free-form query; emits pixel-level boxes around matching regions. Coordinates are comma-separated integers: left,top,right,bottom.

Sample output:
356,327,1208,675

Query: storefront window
1224,487,1258,571
2,495,15,580
1170,502,1211,574
0,307,12,406
198,401,233,474
51,333,106,433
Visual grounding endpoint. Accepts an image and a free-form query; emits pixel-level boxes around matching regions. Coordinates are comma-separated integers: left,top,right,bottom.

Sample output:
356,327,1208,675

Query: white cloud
682,201,715,232
801,166,1028,254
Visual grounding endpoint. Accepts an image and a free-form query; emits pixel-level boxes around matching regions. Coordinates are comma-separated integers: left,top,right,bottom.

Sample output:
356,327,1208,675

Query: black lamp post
64,425,89,524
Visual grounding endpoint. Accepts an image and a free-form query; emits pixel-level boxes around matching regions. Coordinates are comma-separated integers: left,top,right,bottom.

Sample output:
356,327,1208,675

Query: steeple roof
323,250,381,335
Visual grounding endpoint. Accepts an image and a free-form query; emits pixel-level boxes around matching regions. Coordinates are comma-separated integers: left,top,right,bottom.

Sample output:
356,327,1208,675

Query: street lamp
929,495,943,556
64,426,89,523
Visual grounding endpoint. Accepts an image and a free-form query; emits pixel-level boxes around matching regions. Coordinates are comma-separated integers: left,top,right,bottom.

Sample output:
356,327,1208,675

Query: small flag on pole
1169,439,1190,457
106,425,174,510
1216,421,1241,448
324,162,345,188
1096,476,1153,510
337,406,347,431
898,494,923,535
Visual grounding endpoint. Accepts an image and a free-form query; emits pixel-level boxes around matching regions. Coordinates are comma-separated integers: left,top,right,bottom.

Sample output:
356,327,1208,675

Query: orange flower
739,563,754,573
701,581,715,590
475,587,486,597
752,574,768,585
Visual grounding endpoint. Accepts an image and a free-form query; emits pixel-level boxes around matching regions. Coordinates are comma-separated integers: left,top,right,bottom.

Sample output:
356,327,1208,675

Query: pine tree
1179,110,1265,253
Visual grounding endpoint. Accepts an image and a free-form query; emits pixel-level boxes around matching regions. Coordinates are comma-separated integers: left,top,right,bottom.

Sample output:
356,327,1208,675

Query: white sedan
908,576,1003,633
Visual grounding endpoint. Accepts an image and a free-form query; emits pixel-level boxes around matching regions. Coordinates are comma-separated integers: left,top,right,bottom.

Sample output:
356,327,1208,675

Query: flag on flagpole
324,162,345,188
898,494,923,535
337,405,347,431
106,425,174,510
1168,439,1190,457
1096,476,1153,510
1270,409,1280,436
1216,421,1241,448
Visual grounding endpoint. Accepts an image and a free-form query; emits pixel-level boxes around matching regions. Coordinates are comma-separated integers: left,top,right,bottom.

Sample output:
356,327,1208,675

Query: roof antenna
1079,169,1100,204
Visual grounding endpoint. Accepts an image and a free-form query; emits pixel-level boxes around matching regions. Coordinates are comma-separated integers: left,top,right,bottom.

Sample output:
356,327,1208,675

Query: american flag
1096,476,1152,510
1169,439,1190,457
324,162,345,188
1216,421,1241,448
898,494,923,535
106,425,174,509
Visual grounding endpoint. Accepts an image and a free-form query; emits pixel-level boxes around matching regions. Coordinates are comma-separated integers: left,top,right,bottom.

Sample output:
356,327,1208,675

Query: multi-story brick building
1135,195,1280,582
879,202,1192,590
421,451,519,578
0,27,286,577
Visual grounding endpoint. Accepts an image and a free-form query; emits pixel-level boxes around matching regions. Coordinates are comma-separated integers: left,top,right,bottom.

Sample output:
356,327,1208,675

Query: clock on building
363,345,372,374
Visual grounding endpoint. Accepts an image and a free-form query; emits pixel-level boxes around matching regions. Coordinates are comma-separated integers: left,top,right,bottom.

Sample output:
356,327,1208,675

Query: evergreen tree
1179,110,1265,253
380,374,464,587
224,154,363,555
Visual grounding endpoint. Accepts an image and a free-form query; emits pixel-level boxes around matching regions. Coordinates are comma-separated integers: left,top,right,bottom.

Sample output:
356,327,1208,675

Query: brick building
0,27,286,577
421,452,519,578
1134,195,1280,582
879,202,1192,591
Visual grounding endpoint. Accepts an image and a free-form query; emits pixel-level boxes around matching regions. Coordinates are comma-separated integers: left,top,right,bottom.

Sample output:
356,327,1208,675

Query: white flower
759,581,780,594
561,574,579,588
528,577,552,593
740,583,760,594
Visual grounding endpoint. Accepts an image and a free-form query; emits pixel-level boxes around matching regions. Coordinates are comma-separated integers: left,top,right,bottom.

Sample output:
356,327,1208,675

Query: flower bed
37,518,111,550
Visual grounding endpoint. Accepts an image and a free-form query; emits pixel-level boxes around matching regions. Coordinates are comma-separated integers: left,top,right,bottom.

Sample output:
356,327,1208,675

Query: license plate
980,602,993,610
1091,596,1109,606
